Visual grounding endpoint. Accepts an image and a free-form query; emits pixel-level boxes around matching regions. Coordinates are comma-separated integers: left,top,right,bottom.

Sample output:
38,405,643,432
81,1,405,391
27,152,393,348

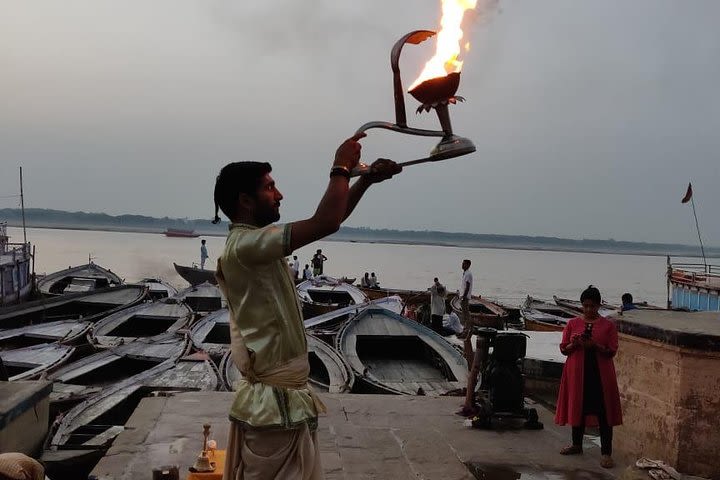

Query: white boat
174,281,223,313
89,298,193,348
189,308,230,359
0,343,74,380
553,295,618,317
48,332,189,405
297,275,369,318
336,307,468,396
0,222,33,306
37,263,122,296
222,334,354,393
520,296,577,332
43,354,219,478
138,278,178,300
0,319,91,351
0,284,147,330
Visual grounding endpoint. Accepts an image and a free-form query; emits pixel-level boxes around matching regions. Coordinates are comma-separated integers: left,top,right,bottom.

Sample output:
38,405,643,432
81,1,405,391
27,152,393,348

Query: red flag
681,183,693,204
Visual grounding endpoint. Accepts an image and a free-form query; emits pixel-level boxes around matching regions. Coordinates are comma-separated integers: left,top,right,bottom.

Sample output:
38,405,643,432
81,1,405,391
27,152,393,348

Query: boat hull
173,263,217,286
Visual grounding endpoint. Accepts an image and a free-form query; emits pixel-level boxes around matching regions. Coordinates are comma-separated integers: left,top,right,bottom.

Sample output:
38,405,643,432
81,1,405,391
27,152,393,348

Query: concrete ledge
0,380,51,455
92,392,623,480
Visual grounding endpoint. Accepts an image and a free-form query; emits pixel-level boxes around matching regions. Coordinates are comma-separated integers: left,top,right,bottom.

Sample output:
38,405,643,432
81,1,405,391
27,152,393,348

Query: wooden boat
189,308,229,359
164,228,199,238
89,299,193,348
297,275,369,318
0,222,33,306
358,285,438,306
37,263,123,296
43,354,219,479
48,333,189,406
222,334,354,393
303,296,404,336
553,295,618,317
174,282,223,313
336,307,467,396
0,284,147,330
0,343,74,380
520,297,577,332
495,301,523,326
173,262,217,286
138,278,178,300
0,319,91,351
450,295,508,330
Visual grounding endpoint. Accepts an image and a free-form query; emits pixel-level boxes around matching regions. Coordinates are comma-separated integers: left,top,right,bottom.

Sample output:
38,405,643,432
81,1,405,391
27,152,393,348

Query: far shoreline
6,223,711,260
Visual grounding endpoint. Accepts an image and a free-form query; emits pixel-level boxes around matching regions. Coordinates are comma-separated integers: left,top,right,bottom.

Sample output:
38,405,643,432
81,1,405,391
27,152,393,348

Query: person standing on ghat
200,239,209,270
555,285,623,469
211,133,401,480
458,259,473,335
312,249,327,276
429,277,447,334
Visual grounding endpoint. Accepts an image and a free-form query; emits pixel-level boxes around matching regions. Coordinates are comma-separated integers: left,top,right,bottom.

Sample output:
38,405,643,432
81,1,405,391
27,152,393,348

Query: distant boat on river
164,228,199,238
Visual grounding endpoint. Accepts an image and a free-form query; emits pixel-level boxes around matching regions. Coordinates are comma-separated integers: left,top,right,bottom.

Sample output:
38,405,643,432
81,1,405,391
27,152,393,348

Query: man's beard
254,206,280,227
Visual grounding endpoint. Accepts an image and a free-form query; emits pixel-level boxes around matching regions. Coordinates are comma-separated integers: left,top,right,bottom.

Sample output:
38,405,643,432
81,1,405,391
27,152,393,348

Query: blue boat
668,259,720,311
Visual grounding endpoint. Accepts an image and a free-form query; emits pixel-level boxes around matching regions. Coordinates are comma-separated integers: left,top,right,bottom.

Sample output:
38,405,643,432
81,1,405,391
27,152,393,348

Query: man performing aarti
212,133,401,480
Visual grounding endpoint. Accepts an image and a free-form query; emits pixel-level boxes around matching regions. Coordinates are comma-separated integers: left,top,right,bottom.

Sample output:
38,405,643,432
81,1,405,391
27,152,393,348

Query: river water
9,226,682,307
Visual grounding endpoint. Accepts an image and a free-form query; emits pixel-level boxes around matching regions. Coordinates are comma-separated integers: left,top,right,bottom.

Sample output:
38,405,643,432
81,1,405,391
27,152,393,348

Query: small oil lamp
351,29,476,176
189,423,215,473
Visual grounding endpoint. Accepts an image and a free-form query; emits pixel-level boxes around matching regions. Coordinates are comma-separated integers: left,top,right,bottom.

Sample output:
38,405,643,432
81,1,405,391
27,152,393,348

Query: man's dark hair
463,259,471,265
580,285,602,304
201,239,206,244
621,293,633,304
213,162,272,223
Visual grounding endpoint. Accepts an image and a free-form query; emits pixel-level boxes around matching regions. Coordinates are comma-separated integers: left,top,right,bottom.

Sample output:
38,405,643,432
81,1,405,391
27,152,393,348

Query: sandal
600,455,614,469
559,445,583,455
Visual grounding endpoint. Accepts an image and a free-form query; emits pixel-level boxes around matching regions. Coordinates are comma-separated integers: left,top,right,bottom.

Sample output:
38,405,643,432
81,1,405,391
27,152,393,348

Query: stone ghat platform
92,393,623,479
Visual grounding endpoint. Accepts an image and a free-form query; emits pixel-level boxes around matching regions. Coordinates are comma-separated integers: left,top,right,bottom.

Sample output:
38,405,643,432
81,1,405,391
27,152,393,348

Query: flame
409,0,478,91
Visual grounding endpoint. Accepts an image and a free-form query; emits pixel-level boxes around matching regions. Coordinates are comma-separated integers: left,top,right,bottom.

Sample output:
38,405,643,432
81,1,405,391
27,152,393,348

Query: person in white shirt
369,272,380,289
290,255,299,280
200,239,209,270
302,264,313,280
429,278,447,333
458,259,473,333
443,310,463,335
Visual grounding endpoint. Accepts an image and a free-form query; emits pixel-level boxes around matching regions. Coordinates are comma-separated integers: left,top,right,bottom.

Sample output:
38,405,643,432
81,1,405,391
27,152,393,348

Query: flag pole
690,195,707,268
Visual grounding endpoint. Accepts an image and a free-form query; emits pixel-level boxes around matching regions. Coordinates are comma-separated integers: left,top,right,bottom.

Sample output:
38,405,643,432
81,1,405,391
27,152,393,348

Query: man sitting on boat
369,272,380,289
620,293,637,312
212,133,401,480
303,264,313,280
360,272,371,288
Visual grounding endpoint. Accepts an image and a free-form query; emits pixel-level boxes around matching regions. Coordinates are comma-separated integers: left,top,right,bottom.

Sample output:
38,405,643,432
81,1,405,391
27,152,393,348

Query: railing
668,259,720,290
1,242,32,258
669,262,720,276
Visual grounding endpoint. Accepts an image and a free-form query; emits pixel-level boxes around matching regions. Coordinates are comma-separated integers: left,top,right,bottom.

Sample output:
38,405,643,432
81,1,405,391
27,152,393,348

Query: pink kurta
554,316,623,427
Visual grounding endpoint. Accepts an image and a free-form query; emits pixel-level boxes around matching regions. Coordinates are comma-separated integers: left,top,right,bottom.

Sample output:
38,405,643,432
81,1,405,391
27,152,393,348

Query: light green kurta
218,222,318,429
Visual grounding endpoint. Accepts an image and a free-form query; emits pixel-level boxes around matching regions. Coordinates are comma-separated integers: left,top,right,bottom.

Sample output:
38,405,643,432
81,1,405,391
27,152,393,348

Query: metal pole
690,196,707,268
19,167,27,245
666,255,671,310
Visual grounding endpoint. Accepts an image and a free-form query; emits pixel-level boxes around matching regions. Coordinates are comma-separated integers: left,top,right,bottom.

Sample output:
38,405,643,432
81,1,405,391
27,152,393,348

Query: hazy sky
1,0,719,245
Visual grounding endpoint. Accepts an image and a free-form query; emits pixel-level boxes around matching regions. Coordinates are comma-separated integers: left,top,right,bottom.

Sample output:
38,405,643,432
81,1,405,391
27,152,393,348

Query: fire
409,0,478,91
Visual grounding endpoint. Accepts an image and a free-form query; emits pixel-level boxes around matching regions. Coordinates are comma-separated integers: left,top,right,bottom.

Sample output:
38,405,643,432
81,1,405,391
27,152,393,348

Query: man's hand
334,133,366,171
362,158,402,184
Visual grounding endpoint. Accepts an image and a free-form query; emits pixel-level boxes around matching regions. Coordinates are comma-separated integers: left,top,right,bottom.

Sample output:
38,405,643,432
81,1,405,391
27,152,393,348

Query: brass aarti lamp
351,30,476,177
